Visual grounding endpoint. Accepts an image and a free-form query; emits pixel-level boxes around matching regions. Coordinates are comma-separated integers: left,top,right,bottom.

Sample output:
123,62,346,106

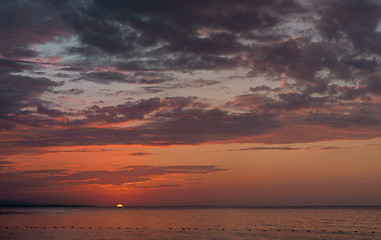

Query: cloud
129,152,152,156
2,90,380,154
0,161,13,164
54,73,71,78
304,111,380,128
52,88,84,95
0,74,63,122
316,146,353,150
0,95,281,154
0,59,37,74
58,148,121,153
49,0,303,70
0,161,14,170
0,165,228,193
132,184,181,189
37,105,65,118
82,98,160,124
190,79,220,87
76,71,175,85
226,145,353,152
78,71,136,84
227,146,302,151
1,0,381,155
0,0,72,59
227,90,327,112
2,108,280,149
315,0,381,54
141,108,280,144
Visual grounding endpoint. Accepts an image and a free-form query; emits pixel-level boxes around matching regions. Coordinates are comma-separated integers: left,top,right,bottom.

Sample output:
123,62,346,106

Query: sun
116,203,123,208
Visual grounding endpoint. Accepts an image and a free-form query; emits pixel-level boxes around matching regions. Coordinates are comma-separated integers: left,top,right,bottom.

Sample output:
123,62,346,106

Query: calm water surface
0,207,380,239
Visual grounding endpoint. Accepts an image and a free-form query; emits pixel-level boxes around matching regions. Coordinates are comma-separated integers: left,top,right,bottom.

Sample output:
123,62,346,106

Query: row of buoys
1,226,377,233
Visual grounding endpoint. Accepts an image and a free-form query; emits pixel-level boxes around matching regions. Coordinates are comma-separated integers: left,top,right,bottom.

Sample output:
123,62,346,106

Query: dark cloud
0,146,123,157
362,75,381,95
54,73,70,78
226,145,353,152
80,97,201,126
227,146,302,151
77,71,174,85
145,109,279,144
58,149,120,153
142,86,165,93
78,71,136,84
142,83,189,93
0,165,14,172
304,111,380,128
0,74,62,120
0,74,61,93
83,98,160,124
0,0,72,59
51,0,303,70
52,88,84,95
0,69,65,130
0,59,37,74
160,97,206,109
315,0,381,54
250,39,344,84
190,79,220,87
58,66,91,72
267,92,327,111
37,105,65,118
3,89,380,152
0,95,280,151
138,73,175,85
226,91,327,112
317,146,353,150
129,152,152,156
3,96,206,134
0,161,14,169
0,161,13,165
249,86,273,92
133,184,181,189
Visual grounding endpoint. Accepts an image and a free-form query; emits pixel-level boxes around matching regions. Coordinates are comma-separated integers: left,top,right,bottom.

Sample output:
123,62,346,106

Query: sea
0,207,380,239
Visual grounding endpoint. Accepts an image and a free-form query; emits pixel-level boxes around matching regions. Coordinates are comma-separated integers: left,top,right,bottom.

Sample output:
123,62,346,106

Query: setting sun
116,204,123,208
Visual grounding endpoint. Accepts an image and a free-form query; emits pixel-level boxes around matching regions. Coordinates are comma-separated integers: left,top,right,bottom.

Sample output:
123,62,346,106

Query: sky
1,0,381,206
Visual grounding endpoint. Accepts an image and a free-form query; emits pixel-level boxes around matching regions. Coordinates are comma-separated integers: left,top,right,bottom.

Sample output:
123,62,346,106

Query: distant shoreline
0,204,94,208
1,205,381,209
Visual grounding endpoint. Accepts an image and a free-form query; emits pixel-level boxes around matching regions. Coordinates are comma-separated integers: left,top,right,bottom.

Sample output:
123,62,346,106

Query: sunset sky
1,0,381,206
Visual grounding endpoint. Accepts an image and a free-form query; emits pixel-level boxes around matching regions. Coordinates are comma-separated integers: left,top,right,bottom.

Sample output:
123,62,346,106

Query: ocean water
0,207,380,239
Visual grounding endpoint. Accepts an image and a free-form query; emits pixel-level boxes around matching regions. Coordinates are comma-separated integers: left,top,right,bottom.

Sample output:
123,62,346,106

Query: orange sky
2,138,380,206
1,0,381,206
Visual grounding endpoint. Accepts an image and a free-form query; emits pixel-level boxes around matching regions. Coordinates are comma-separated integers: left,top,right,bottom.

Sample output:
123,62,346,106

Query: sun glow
116,203,123,208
